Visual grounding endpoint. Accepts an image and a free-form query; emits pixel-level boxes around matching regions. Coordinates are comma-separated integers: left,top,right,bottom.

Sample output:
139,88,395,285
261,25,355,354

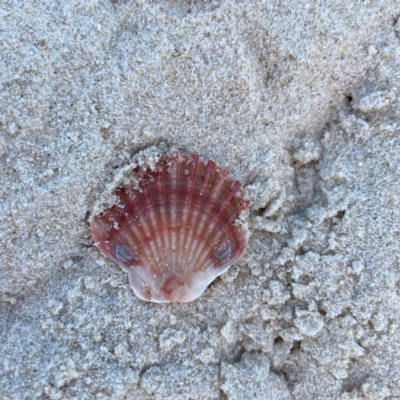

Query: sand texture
1,0,400,399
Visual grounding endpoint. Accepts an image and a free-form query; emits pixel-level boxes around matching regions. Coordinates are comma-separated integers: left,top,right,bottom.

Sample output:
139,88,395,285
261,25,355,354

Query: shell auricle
90,150,250,303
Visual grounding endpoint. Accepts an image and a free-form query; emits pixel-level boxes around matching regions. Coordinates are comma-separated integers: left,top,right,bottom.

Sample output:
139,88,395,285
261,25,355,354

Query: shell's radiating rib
90,151,250,303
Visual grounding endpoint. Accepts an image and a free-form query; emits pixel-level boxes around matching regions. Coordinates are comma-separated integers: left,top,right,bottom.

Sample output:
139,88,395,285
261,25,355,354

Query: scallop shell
91,151,250,303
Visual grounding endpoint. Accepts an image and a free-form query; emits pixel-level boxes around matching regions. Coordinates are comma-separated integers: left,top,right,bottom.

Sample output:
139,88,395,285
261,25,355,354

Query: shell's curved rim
90,146,251,230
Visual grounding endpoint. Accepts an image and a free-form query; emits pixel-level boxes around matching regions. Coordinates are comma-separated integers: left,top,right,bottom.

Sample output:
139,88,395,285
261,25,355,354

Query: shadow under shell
91,151,250,303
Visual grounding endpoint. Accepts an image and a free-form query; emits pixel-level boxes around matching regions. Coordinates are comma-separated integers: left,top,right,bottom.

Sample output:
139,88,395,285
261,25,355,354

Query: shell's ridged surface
91,151,250,303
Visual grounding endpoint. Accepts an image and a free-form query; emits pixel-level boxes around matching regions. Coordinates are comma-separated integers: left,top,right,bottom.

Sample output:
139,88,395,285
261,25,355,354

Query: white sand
1,0,400,398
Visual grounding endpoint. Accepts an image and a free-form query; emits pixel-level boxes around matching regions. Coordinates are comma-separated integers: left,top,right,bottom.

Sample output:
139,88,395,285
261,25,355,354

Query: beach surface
1,1,400,398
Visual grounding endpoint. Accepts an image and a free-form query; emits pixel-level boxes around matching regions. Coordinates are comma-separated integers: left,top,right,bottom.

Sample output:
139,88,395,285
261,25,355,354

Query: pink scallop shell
91,151,250,303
